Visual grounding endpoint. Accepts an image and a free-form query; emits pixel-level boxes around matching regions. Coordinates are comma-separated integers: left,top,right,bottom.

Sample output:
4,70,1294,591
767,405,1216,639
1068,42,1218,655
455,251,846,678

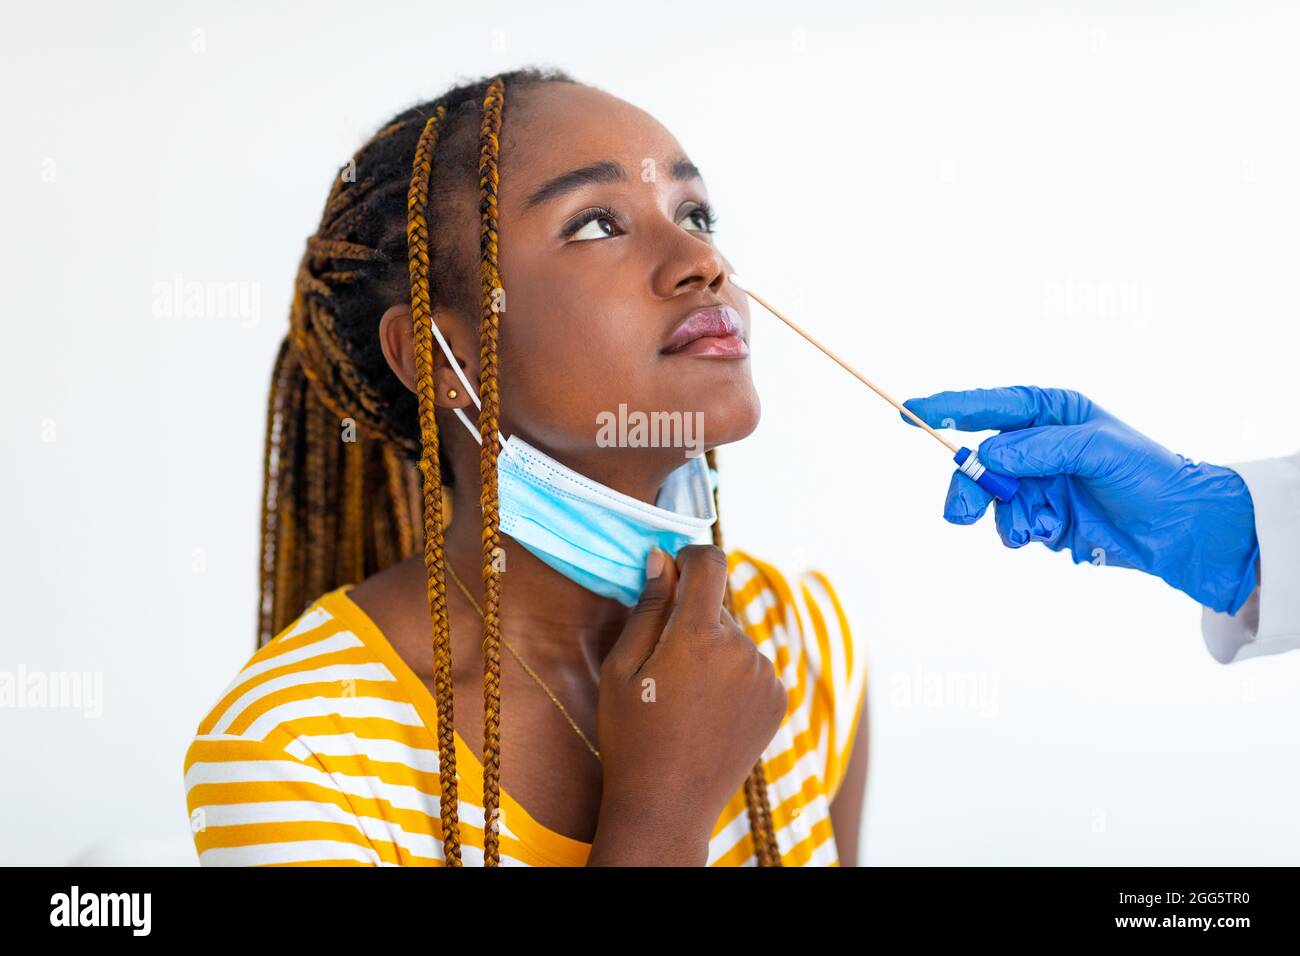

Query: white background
3,0,1299,865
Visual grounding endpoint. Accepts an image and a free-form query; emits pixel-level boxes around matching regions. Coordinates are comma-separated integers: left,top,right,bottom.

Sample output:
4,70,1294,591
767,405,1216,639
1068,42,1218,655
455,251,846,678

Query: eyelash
562,202,719,239
692,203,720,232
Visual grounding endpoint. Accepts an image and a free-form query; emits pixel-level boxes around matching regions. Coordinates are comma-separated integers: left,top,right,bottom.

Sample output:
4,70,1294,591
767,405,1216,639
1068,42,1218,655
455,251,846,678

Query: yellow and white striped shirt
183,548,868,866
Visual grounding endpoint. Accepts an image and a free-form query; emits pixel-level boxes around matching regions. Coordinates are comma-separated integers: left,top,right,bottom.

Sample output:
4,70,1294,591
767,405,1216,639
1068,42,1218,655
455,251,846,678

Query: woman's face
482,82,759,486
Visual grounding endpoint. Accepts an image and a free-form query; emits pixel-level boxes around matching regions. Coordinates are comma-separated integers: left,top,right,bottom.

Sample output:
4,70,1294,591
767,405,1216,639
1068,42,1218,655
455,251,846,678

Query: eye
561,202,720,242
682,202,719,234
564,206,623,242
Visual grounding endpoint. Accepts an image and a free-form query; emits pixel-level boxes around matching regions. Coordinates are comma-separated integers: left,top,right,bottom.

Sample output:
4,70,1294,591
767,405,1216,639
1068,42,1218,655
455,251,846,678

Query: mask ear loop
428,315,511,454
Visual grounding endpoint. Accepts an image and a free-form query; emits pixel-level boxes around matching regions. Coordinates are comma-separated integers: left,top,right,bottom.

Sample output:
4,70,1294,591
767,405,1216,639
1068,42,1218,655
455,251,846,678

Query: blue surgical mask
497,435,717,605
427,320,718,605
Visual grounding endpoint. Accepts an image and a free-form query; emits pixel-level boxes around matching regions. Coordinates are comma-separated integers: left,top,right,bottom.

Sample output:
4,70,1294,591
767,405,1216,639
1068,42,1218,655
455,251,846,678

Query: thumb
610,547,679,671
943,470,995,525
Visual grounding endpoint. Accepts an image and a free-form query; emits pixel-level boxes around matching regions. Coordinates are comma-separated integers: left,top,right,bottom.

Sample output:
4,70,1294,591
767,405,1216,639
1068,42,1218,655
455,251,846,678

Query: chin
698,384,762,451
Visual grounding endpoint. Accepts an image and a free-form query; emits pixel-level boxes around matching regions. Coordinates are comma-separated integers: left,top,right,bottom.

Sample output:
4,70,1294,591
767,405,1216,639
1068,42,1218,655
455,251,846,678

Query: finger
610,547,679,670
665,544,728,632
900,386,1103,432
942,470,995,525
978,423,1115,479
991,479,1068,549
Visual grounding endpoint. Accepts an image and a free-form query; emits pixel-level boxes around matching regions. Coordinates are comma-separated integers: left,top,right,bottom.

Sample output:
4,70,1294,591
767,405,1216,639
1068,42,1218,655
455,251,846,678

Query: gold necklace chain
444,560,601,762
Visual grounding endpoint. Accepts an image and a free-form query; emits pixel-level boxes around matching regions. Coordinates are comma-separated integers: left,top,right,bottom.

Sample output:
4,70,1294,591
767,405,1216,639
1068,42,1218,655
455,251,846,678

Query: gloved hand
901,386,1261,615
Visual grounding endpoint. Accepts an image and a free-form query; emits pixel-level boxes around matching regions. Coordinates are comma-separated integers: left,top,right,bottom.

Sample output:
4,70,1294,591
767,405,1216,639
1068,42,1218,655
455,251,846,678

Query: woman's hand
587,545,788,866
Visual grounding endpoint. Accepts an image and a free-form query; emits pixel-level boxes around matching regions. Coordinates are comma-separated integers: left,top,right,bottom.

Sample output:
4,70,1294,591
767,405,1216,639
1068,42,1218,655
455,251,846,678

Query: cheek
497,284,659,443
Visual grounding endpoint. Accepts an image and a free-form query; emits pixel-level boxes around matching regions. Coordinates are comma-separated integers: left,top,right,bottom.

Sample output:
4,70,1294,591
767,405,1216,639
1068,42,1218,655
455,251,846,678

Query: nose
651,224,729,300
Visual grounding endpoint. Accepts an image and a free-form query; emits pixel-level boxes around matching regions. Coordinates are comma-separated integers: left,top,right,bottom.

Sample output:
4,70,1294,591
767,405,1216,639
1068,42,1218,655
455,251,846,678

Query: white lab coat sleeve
1200,451,1300,663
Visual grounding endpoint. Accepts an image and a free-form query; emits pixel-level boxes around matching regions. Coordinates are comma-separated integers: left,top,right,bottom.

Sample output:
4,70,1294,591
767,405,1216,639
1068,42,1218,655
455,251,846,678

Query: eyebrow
521,156,704,211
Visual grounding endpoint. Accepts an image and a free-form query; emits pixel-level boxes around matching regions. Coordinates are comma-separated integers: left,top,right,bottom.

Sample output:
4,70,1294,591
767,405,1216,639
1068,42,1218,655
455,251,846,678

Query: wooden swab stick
729,274,959,454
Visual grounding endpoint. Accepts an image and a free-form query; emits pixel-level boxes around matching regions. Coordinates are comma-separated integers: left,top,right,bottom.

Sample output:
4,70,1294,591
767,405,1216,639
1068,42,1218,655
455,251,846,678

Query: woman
183,67,869,866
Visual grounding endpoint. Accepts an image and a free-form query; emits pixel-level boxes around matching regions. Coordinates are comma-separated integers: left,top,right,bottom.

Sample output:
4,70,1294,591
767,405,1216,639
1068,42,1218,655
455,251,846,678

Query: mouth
659,305,749,358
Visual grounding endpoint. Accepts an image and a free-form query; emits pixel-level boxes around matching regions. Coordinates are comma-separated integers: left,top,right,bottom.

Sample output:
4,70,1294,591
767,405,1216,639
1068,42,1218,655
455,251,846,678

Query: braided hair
258,68,783,866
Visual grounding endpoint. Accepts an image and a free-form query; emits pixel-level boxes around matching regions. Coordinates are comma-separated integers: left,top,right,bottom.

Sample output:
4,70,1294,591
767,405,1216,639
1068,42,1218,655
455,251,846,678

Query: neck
439,474,632,666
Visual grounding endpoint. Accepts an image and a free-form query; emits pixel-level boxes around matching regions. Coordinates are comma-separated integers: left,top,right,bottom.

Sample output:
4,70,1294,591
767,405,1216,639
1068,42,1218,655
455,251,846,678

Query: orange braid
707,447,784,865
265,354,306,647
257,338,290,645
475,77,508,867
341,437,365,583
303,393,328,602
383,444,416,559
405,103,463,865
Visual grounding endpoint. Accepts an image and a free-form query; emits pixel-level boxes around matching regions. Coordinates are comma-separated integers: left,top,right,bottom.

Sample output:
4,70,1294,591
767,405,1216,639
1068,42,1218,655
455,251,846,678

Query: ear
378,302,476,410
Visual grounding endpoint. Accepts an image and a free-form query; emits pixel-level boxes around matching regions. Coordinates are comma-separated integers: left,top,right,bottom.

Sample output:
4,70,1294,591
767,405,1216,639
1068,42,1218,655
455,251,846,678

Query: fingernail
645,548,665,579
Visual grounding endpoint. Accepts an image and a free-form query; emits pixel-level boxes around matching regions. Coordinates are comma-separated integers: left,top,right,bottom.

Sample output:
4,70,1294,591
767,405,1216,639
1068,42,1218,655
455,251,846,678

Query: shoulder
725,548,855,669
726,547,868,800
182,589,411,865
186,587,409,752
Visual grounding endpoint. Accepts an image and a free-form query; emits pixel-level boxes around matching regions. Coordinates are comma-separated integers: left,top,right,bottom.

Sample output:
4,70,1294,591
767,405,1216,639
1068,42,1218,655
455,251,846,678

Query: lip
660,305,749,358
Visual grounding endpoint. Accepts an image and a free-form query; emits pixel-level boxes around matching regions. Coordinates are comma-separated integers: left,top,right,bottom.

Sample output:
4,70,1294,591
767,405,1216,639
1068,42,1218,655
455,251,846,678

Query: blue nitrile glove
901,386,1261,615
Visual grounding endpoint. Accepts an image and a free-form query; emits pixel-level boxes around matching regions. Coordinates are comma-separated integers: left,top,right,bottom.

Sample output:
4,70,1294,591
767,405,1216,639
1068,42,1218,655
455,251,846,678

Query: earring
447,388,458,400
